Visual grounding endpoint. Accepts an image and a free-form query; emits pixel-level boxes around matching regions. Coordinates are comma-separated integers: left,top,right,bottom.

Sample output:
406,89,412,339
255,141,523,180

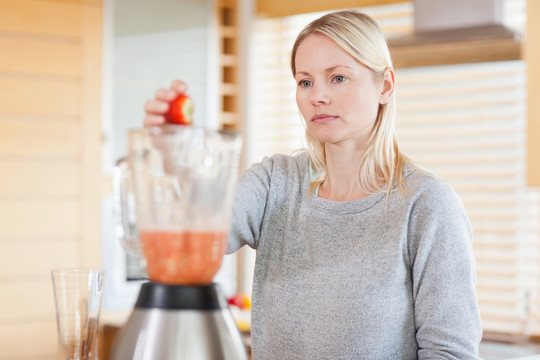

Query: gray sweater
227,153,482,360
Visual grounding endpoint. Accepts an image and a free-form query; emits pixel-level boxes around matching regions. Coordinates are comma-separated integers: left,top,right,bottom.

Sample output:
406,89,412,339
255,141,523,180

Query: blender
109,125,247,360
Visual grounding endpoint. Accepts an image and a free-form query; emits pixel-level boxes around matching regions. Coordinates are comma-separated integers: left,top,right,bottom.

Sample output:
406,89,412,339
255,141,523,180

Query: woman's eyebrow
295,65,352,77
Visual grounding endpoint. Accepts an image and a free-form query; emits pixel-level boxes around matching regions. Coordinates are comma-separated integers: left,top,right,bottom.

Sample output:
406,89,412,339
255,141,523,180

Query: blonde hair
291,10,414,197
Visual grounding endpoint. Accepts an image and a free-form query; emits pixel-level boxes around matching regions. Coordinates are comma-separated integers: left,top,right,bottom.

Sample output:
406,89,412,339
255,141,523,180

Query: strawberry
165,94,194,125
227,294,251,309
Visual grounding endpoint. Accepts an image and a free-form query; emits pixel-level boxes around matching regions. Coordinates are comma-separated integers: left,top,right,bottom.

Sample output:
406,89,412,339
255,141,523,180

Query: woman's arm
409,180,483,359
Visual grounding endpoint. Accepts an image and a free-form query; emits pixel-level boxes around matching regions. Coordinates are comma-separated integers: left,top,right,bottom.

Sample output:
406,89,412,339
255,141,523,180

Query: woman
145,10,482,360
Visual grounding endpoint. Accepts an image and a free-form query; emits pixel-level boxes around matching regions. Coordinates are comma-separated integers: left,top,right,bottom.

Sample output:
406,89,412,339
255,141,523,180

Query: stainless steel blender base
109,308,248,360
109,283,248,360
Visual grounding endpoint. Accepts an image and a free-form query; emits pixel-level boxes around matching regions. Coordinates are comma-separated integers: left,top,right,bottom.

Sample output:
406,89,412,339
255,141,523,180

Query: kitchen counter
98,310,129,360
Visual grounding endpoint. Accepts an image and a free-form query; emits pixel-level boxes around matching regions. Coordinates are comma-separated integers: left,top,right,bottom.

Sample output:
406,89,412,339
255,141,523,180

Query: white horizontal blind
396,60,530,335
527,190,540,335
247,0,537,337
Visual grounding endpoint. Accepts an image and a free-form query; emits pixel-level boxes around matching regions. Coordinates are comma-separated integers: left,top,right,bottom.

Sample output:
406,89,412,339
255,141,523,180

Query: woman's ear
379,67,395,105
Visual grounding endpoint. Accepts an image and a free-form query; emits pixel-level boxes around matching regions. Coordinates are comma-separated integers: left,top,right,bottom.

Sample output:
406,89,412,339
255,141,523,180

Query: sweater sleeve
226,157,273,253
408,179,483,360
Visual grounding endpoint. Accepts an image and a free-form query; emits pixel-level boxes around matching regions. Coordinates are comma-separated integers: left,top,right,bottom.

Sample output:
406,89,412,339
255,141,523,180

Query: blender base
109,282,248,360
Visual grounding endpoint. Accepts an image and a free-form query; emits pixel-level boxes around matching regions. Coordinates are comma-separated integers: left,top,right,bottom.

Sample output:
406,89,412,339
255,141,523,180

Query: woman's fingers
143,80,188,127
170,79,188,94
144,113,167,126
144,99,169,114
155,88,178,102
144,100,169,126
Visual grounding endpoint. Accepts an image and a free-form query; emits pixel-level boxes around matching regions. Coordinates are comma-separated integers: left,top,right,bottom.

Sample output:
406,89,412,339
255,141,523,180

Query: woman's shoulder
269,151,309,167
402,164,473,248
403,164,461,205
401,165,469,223
239,152,310,189
248,152,309,176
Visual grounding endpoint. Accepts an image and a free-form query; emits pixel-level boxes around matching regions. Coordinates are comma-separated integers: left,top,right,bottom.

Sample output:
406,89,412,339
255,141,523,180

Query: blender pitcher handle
113,157,141,255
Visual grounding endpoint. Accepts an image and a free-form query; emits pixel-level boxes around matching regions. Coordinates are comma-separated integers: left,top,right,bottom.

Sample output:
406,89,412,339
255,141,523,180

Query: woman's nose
310,85,330,106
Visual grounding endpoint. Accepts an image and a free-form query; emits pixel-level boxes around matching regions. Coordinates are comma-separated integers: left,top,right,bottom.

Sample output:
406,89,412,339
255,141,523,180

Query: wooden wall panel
526,0,540,187
0,78,81,116
0,37,81,76
0,160,79,197
0,322,57,359
0,282,56,321
0,0,82,37
78,2,103,269
0,119,80,158
0,0,103,358
0,241,79,278
256,0,407,18
0,201,80,236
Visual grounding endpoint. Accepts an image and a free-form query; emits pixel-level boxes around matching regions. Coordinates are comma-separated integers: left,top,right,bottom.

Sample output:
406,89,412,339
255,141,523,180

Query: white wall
107,0,217,169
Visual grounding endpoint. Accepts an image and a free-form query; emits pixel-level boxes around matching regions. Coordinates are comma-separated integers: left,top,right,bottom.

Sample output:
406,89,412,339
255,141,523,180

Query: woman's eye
333,75,346,83
299,80,312,88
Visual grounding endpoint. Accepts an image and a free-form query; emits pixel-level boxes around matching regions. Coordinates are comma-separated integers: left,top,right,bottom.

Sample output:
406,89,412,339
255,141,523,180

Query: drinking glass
51,268,105,360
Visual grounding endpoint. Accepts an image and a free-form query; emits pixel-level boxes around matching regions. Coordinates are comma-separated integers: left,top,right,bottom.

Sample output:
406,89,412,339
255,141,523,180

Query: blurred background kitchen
0,0,539,359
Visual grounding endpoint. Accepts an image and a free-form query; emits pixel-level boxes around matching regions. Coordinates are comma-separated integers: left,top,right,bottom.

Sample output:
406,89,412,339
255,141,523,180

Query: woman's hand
144,80,188,126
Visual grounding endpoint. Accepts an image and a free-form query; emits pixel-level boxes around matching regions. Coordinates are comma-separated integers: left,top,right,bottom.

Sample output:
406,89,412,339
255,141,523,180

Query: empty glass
51,268,105,360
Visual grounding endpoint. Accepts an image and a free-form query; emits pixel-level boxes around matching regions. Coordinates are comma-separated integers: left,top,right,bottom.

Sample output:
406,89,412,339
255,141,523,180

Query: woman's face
294,34,393,148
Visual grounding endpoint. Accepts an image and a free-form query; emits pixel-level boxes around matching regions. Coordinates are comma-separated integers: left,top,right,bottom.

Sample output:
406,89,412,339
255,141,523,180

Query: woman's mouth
311,114,337,123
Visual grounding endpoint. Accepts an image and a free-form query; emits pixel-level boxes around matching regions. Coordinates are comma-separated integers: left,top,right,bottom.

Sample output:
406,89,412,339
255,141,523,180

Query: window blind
396,60,530,336
246,0,537,338
527,190,540,336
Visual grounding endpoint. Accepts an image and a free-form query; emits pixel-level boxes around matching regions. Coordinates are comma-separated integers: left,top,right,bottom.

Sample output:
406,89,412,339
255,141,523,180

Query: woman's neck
318,145,369,202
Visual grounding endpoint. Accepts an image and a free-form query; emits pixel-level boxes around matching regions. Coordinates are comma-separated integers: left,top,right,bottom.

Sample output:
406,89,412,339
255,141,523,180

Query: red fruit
165,94,194,125
227,294,251,309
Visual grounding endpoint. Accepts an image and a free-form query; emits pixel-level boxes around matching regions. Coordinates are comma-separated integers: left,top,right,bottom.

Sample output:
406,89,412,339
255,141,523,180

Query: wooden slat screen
0,0,103,358
256,0,407,18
